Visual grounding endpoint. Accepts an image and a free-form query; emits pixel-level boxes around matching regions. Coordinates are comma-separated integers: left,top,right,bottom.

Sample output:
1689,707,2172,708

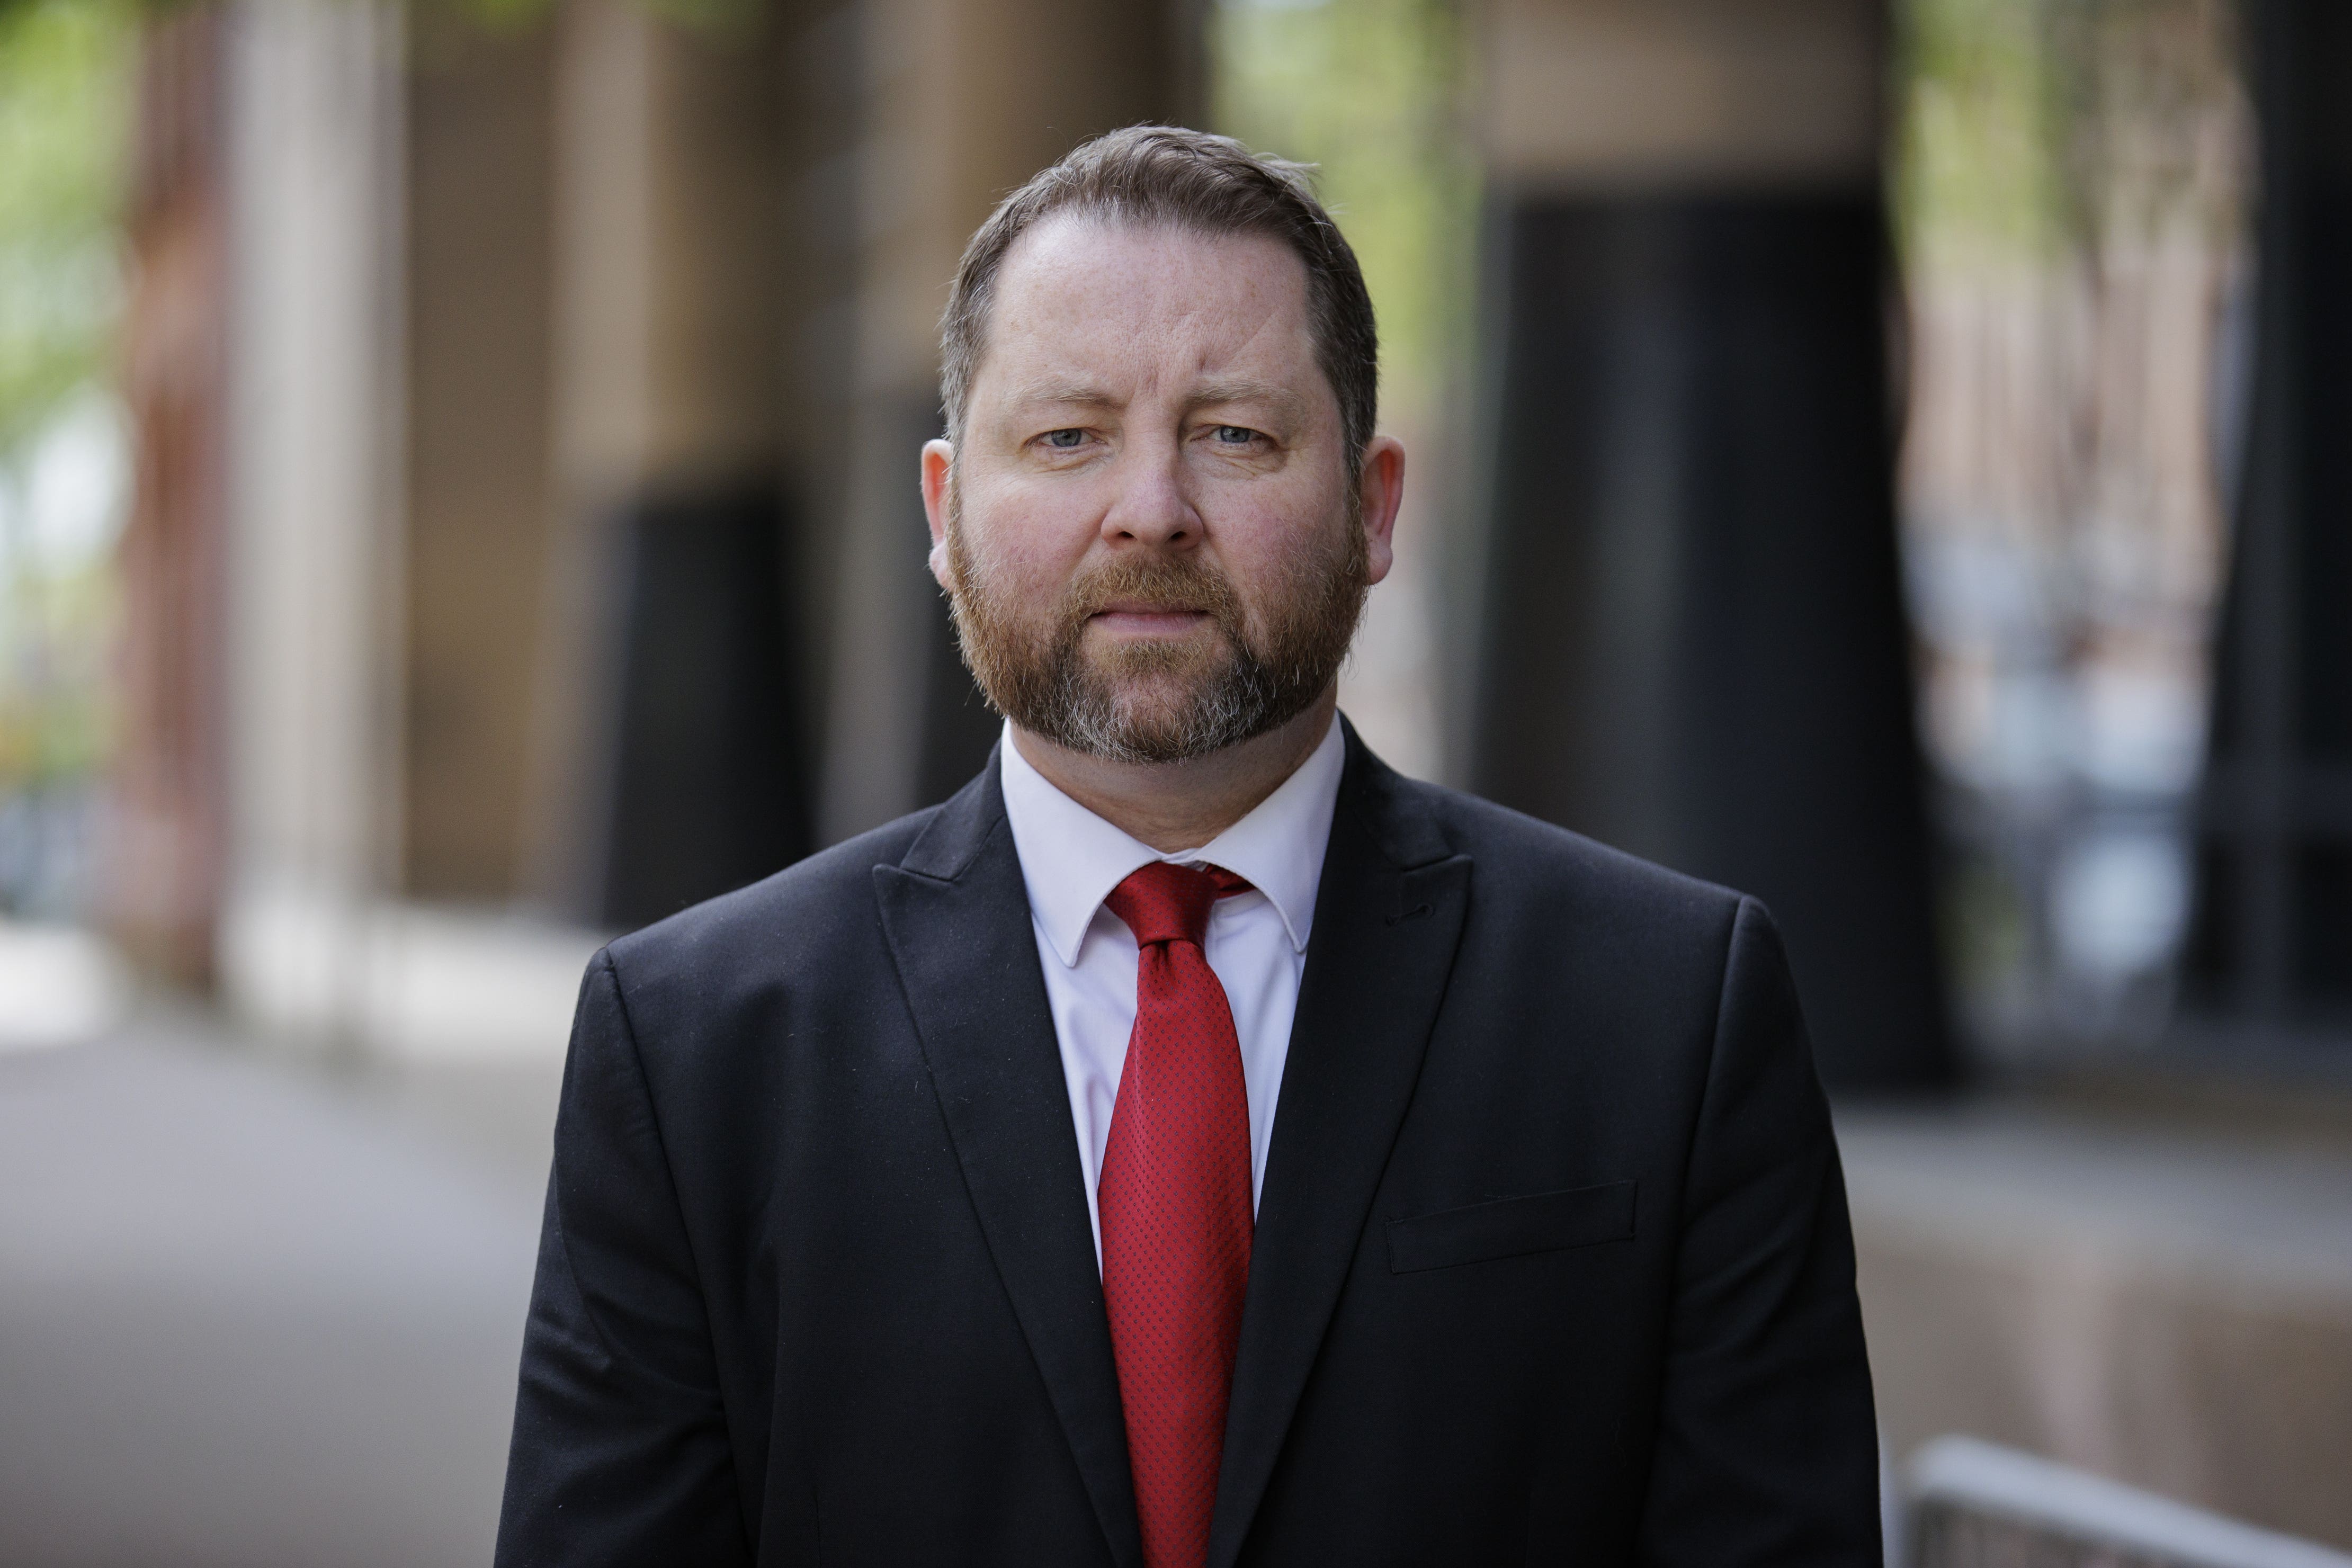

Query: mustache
1060,553,1246,628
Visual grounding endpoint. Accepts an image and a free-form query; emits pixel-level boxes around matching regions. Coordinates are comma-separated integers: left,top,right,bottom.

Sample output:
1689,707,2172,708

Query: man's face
925,215,1392,765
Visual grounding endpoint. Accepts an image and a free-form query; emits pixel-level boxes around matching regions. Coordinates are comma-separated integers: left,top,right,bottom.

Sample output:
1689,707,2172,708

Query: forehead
974,214,1318,397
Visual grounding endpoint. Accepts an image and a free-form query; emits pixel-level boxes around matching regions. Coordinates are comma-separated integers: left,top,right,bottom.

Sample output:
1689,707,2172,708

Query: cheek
1205,486,1347,599
961,478,1098,589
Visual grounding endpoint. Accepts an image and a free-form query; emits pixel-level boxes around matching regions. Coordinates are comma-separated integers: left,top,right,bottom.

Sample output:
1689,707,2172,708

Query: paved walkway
14,1020,2351,1563
1843,1095,2352,1552
0,1026,556,1568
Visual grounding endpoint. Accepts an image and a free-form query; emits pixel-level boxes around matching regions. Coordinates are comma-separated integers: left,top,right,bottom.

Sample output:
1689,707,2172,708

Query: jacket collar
997,718,1346,967
877,752,1147,1567
880,721,1471,1568
1206,720,1470,1566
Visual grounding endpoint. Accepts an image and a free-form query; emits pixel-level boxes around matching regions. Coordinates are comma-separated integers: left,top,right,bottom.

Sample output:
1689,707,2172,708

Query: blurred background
1,0,2347,1563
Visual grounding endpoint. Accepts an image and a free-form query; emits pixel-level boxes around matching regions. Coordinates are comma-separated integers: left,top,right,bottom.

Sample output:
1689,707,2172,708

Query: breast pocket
1385,1180,1638,1274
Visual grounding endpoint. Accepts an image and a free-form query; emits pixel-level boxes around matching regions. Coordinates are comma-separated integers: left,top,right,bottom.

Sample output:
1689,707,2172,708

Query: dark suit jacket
497,725,1880,1566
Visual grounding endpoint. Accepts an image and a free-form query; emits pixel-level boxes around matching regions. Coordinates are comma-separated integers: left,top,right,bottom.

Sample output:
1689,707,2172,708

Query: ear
921,438,955,590
1356,435,1406,587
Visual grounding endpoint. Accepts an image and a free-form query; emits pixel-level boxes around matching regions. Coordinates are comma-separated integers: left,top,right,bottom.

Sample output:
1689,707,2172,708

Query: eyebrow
1004,377,1119,409
999,375,1308,425
1186,379,1307,423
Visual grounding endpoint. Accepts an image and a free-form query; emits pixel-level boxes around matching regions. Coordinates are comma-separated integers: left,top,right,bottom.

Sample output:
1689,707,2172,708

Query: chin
1075,679,1228,754
1098,682,1213,733
1083,631,1231,680
1080,623,1222,665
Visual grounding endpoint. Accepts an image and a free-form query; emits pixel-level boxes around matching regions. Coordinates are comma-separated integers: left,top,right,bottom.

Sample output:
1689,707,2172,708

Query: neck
1011,693,1338,854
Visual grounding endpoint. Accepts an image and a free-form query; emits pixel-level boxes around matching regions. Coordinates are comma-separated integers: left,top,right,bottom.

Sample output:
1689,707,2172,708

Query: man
498,127,1880,1567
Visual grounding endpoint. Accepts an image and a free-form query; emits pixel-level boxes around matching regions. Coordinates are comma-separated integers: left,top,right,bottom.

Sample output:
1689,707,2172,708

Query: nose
1098,440,1200,552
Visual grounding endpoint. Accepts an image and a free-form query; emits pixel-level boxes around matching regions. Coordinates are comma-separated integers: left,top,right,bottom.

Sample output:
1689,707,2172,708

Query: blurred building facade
1899,0,2252,1057
84,0,2352,1552
1465,0,1952,1092
104,0,1959,1098
103,0,1199,1044
2184,0,2352,1051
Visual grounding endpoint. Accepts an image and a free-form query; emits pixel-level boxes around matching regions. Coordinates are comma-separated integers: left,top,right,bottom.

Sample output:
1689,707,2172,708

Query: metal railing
1904,1437,2352,1568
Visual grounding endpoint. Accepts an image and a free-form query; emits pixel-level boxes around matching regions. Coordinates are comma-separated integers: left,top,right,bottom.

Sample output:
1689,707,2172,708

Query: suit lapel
1208,725,1472,1568
872,757,1144,1568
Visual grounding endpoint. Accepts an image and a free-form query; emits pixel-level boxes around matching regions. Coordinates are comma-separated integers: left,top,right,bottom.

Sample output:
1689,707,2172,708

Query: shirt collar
998,715,1346,967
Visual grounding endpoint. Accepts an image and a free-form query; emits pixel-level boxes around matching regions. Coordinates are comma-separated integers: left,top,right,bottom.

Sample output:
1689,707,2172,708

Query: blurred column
2184,0,2352,1042
537,0,810,929
400,8,559,906
773,3,861,845
105,5,231,987
213,0,404,1040
815,0,1201,841
1466,0,1953,1090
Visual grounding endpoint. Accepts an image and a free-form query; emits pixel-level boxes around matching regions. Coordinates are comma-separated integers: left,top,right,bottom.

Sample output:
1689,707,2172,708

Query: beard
943,497,1371,765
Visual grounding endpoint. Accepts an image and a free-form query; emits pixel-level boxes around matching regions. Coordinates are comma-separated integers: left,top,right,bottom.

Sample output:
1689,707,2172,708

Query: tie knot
1104,861,1253,949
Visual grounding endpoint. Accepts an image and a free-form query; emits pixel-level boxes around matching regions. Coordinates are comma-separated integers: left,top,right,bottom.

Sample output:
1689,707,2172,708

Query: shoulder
1365,770,1813,1141
1348,758,1766,1029
1365,765,1750,946
600,805,942,1000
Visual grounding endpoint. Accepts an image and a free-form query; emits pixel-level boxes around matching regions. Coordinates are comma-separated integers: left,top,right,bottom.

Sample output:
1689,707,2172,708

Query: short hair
940,125,1379,479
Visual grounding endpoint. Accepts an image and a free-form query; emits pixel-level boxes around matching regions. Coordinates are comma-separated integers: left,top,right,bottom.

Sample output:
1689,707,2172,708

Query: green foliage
1896,0,2247,266
0,0,130,804
1210,0,1478,395
0,0,130,455
1895,0,2071,264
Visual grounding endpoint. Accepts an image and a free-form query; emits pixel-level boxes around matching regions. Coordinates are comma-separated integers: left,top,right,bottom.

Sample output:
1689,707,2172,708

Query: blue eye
1214,426,1256,444
1044,428,1085,449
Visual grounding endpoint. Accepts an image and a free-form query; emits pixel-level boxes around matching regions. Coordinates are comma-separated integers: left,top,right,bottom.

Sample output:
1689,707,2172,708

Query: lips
1086,608,1213,639
1089,599,1212,618
1086,597,1213,626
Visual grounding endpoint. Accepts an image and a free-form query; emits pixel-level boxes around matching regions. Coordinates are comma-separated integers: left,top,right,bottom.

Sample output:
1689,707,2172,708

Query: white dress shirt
998,716,1346,1266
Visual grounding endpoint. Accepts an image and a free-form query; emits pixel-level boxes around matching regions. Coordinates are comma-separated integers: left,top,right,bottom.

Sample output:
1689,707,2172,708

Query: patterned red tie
1098,860,1256,1568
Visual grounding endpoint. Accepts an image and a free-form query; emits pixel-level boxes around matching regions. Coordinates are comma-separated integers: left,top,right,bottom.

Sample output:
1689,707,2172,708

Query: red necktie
1098,861,1256,1568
